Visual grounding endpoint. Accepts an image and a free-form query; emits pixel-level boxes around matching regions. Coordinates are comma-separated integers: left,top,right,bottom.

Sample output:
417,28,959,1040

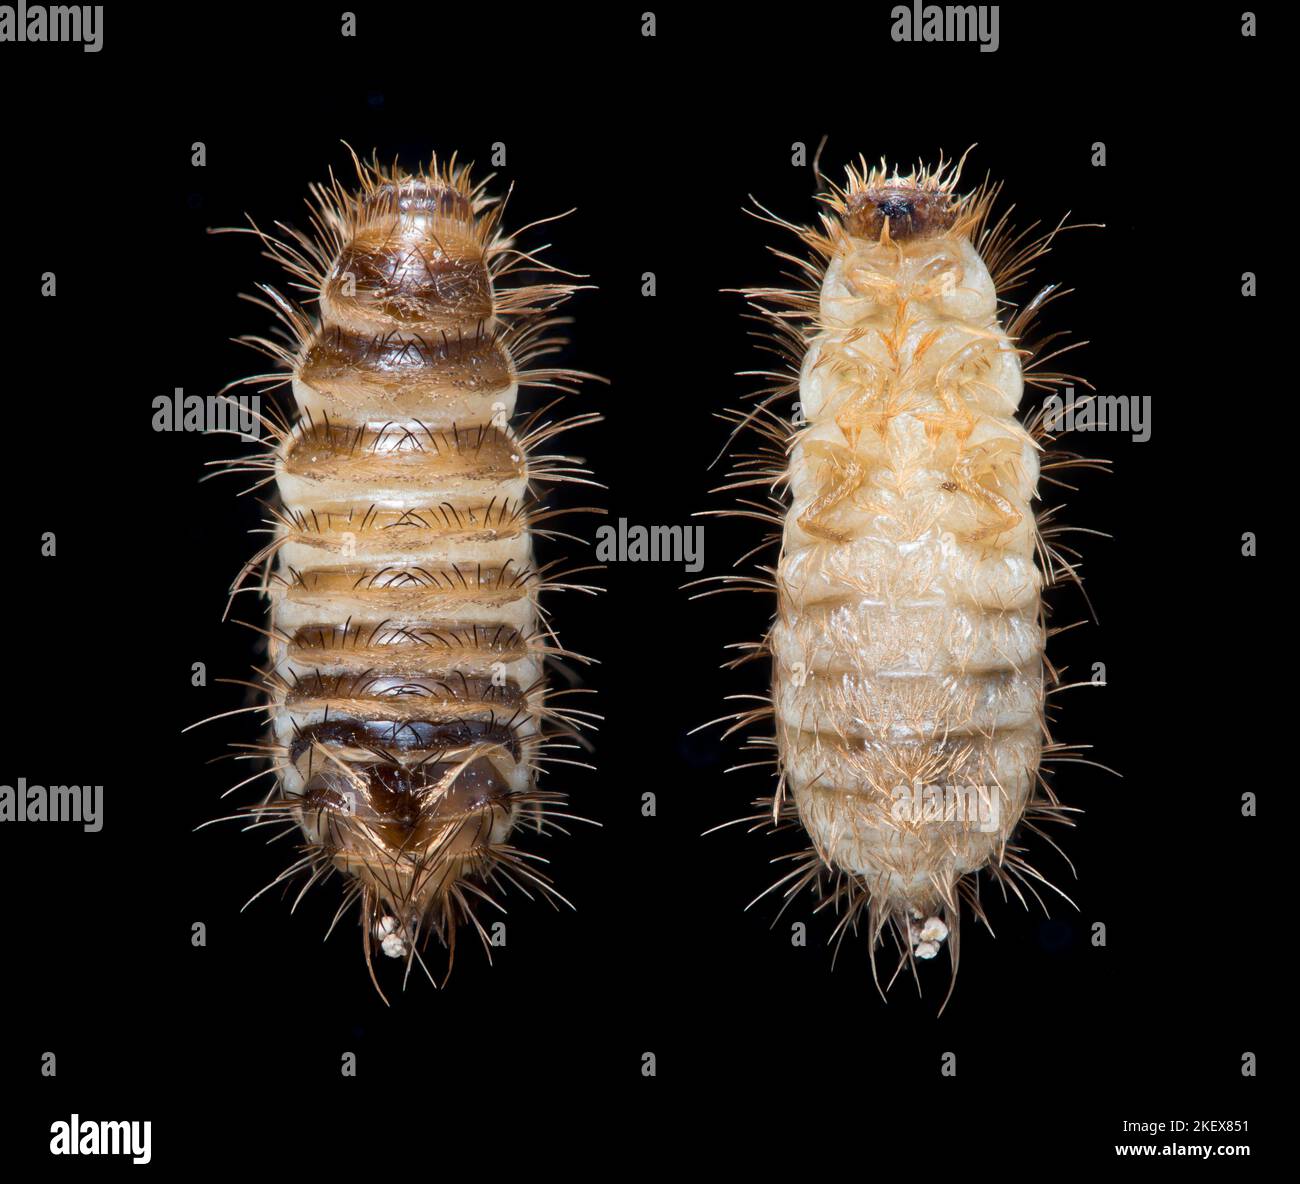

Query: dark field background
0,4,1273,1169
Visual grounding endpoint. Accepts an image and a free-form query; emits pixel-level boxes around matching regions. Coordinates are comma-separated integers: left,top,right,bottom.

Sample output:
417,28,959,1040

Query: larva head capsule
827,155,970,245
842,184,959,242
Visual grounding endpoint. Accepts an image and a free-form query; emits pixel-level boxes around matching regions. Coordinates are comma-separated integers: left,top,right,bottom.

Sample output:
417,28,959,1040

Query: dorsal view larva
203,150,601,999
714,152,1102,1006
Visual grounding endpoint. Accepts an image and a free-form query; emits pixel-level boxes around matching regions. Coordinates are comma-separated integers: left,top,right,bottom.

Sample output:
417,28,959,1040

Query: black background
0,3,1274,1169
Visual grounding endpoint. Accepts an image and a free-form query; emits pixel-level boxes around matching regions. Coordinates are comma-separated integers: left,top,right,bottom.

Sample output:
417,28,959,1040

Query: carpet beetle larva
710,152,1102,1006
202,149,601,998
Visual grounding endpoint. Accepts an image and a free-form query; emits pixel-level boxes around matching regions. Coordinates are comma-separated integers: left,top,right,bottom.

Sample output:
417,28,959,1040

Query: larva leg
951,444,1026,542
796,443,865,542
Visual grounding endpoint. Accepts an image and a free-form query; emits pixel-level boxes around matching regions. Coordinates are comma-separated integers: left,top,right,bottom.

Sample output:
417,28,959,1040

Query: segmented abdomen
240,156,590,990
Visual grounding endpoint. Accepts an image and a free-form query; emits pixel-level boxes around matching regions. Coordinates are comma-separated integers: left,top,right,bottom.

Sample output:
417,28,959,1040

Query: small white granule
919,917,949,943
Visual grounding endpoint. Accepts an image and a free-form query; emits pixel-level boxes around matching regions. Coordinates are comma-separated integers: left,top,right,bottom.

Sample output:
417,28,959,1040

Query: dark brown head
842,185,959,242
828,153,970,243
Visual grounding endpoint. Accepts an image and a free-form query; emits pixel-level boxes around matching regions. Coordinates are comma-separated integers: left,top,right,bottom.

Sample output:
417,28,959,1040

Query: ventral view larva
704,149,1106,1010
